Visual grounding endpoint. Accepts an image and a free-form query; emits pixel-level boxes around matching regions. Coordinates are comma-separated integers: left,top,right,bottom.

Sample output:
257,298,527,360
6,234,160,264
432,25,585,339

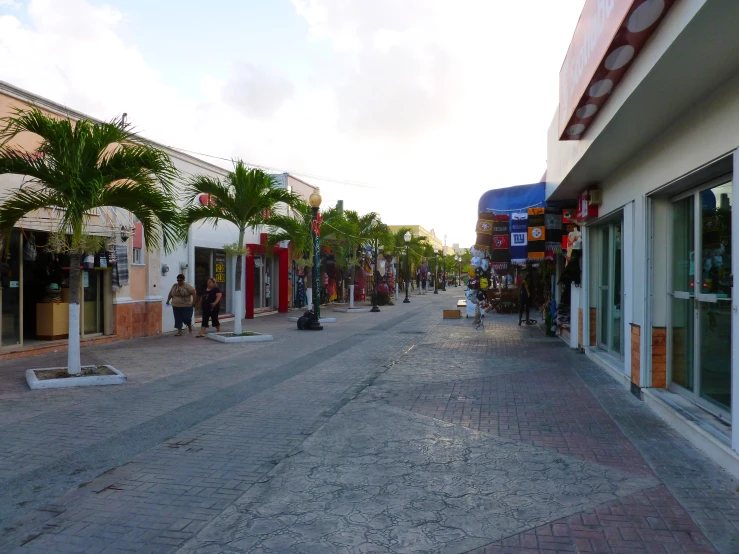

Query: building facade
546,0,739,475
0,82,161,358
387,225,444,251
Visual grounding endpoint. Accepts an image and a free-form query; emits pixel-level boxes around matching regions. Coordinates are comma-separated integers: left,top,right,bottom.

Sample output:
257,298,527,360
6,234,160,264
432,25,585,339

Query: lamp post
456,255,461,287
308,191,323,330
433,246,439,294
403,231,411,303
371,239,380,313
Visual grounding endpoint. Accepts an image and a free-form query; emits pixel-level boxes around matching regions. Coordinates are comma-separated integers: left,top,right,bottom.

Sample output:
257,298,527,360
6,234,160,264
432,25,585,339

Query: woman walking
197,277,222,337
166,274,196,336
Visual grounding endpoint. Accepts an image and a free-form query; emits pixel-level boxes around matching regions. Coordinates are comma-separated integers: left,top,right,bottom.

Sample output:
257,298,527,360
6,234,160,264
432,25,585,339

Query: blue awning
478,182,546,214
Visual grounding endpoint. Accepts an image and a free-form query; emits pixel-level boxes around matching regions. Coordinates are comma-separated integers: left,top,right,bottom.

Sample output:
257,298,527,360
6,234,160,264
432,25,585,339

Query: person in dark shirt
518,270,532,326
197,277,222,337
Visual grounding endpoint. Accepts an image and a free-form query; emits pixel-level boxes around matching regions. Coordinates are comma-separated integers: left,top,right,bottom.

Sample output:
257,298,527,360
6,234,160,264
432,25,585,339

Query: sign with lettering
559,0,676,140
214,251,226,284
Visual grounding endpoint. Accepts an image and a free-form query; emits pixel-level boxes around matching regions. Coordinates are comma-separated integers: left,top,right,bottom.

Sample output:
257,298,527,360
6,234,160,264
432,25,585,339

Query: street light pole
371,238,380,313
308,192,323,330
433,246,438,294
403,231,411,303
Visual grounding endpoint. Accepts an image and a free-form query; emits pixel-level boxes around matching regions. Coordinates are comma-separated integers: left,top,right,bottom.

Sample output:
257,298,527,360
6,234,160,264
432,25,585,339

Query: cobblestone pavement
0,290,737,553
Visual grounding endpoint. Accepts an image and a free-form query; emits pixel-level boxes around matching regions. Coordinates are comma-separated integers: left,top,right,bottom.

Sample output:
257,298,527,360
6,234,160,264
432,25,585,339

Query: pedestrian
166,273,196,336
518,270,532,326
420,260,427,294
197,277,222,337
415,268,421,294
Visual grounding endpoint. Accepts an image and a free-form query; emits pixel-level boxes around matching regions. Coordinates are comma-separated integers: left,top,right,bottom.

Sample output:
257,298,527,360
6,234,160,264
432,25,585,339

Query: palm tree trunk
67,252,82,375
233,228,245,335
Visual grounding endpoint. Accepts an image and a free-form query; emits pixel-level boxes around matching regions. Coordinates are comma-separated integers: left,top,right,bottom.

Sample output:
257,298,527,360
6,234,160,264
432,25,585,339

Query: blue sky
0,0,586,247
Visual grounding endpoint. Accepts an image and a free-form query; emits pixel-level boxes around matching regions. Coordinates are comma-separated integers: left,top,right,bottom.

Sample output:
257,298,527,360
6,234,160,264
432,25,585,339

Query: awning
478,182,546,214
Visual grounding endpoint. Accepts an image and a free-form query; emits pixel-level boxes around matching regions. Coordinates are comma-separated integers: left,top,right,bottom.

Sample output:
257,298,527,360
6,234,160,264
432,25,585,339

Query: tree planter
26,365,125,390
206,332,273,343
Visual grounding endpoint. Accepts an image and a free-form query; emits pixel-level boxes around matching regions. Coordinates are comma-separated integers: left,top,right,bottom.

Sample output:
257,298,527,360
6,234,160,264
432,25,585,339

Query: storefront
545,0,739,472
245,234,289,319
194,247,229,317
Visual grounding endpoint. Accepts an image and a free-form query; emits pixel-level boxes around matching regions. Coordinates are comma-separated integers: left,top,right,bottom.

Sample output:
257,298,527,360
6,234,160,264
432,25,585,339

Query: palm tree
382,228,428,289
0,108,181,374
182,161,303,334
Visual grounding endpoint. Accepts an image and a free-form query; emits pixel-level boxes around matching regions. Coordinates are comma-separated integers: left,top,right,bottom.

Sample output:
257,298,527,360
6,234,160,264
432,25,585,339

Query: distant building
387,225,443,251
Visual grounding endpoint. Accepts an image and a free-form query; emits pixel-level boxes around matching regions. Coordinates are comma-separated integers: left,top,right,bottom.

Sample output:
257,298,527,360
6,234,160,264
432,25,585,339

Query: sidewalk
0,289,736,553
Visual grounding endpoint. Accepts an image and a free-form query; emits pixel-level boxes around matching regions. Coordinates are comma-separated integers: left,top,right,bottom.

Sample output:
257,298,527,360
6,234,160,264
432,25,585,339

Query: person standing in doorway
197,277,222,337
518,270,531,326
166,274,196,336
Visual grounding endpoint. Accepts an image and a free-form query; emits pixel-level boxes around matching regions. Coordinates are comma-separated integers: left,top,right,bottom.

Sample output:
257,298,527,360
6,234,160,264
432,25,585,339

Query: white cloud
222,63,295,118
0,0,585,247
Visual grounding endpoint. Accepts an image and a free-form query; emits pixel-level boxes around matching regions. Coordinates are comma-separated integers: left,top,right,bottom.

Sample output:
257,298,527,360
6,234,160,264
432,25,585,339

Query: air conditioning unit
588,189,603,205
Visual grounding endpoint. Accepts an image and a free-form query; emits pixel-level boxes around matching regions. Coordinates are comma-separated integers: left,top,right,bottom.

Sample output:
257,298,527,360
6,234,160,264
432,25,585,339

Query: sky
0,0,586,248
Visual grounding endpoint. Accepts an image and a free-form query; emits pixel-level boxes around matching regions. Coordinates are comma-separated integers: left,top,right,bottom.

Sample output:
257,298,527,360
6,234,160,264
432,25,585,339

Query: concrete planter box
206,332,273,343
287,316,337,323
26,365,126,390
333,307,372,313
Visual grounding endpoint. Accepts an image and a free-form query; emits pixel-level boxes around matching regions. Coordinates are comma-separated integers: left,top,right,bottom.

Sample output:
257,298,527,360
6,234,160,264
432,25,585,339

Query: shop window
132,247,143,265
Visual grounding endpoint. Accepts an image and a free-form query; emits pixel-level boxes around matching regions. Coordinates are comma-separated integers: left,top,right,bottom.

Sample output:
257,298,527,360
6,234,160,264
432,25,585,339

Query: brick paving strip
0,295,737,553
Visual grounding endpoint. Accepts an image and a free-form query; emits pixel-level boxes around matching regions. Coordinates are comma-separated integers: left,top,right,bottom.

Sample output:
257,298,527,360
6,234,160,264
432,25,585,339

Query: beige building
387,225,445,252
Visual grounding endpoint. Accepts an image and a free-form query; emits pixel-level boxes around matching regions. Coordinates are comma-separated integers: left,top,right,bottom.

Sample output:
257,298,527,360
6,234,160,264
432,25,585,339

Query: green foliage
0,108,182,252
223,242,249,258
182,161,303,236
45,232,106,254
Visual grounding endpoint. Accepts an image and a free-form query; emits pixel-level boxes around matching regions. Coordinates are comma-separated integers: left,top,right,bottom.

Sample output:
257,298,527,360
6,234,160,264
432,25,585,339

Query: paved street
0,290,738,553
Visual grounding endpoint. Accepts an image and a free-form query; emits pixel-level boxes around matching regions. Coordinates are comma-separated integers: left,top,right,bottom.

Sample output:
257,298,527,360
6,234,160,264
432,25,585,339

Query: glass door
597,222,624,357
669,181,732,414
83,270,103,335
670,195,695,391
253,256,263,310
599,229,610,350
697,183,732,411
1,230,22,346
611,222,623,355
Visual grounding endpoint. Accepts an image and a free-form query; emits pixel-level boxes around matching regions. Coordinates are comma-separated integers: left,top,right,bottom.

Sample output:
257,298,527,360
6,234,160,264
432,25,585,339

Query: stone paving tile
1,294,739,553
380,359,654,477
178,402,657,554
467,485,717,554
0,298,440,553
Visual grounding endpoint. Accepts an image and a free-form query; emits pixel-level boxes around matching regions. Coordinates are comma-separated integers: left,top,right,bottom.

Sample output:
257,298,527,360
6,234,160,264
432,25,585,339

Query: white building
546,0,739,477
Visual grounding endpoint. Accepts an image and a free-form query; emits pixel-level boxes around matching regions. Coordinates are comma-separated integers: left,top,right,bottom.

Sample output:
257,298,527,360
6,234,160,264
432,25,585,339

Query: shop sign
214,251,226,284
559,0,676,140
575,189,599,223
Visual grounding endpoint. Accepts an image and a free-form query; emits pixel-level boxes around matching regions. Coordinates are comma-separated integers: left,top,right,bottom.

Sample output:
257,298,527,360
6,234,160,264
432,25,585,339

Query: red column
278,248,289,313
245,252,255,320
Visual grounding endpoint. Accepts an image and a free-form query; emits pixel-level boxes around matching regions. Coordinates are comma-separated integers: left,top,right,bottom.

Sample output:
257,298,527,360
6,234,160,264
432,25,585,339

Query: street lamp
433,246,439,294
403,231,411,303
371,239,380,313
456,255,461,287
308,191,323,330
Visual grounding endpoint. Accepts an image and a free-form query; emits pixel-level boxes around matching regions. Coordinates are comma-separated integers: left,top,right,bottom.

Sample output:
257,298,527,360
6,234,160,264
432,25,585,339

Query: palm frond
99,183,182,253
0,188,63,233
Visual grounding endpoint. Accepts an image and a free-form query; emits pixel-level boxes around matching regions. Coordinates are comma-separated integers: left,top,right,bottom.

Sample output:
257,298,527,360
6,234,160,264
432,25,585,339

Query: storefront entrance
670,180,732,413
252,255,278,312
597,220,624,359
194,247,228,317
0,229,112,347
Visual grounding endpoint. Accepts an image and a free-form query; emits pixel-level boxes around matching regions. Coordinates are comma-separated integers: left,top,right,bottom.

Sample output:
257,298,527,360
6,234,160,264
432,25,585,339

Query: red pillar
245,251,255,320
278,248,289,313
